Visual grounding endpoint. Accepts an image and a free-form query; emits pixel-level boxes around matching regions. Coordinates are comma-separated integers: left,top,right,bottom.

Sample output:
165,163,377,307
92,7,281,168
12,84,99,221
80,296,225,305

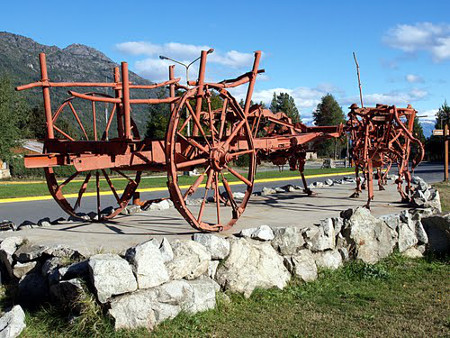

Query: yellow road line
0,171,354,204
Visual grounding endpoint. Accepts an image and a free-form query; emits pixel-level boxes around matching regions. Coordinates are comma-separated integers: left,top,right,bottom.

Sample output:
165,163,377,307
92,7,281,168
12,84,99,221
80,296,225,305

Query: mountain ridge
0,31,157,129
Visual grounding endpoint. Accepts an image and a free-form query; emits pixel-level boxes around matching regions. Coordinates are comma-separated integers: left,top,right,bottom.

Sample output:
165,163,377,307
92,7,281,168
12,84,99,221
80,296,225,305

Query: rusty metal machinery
346,103,425,207
16,49,424,231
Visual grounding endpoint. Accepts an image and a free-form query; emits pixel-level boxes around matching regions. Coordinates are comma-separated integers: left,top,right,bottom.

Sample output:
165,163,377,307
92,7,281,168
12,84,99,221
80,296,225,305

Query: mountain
421,120,435,138
0,32,158,134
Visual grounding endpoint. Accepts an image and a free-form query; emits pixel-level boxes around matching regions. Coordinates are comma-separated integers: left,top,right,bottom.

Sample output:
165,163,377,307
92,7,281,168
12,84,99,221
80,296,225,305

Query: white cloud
116,41,256,81
420,108,439,120
405,74,423,83
384,22,450,61
342,88,428,107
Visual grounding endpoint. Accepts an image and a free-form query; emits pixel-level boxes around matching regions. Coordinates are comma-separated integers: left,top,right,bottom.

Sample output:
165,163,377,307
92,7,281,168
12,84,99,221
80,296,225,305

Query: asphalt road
0,162,444,226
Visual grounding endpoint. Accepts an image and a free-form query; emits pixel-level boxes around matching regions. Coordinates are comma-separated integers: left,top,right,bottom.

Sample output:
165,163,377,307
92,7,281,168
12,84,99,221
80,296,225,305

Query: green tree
313,94,346,158
27,106,47,139
0,75,27,162
145,89,170,140
269,92,301,123
435,101,450,129
411,116,426,160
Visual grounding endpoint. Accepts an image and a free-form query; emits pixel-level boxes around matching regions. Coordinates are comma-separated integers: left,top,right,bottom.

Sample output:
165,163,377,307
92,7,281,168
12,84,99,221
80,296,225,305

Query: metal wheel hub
209,146,230,171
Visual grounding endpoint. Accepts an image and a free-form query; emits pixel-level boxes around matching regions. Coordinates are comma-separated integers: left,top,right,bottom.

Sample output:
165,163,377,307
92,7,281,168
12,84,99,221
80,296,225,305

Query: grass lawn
18,255,449,337
0,167,355,200
433,181,450,212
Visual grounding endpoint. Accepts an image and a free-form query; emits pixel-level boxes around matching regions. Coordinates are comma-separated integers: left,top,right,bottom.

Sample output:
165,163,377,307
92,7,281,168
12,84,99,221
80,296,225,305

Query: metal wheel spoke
113,169,136,185
197,169,214,224
226,165,253,187
102,169,120,204
54,125,75,141
223,119,246,148
228,149,254,159
95,171,101,219
178,114,192,135
183,170,207,200
176,132,208,154
57,171,80,192
214,172,221,225
68,102,89,140
221,173,238,211
186,101,211,147
92,101,98,141
74,172,92,210
218,98,229,140
176,157,208,170
206,95,217,146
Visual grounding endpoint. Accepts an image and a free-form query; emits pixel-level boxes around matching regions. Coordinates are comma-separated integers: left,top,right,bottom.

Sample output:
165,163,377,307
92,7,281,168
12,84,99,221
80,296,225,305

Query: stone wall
0,177,448,336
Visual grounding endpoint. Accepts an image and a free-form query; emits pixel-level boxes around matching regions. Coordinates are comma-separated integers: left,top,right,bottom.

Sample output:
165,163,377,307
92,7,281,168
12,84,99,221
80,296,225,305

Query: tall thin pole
121,62,131,140
353,52,364,108
445,123,449,181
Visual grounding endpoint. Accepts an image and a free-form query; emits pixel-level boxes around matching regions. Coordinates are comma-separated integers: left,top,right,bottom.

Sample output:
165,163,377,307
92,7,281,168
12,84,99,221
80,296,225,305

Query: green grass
433,181,450,212
0,167,355,199
16,255,450,337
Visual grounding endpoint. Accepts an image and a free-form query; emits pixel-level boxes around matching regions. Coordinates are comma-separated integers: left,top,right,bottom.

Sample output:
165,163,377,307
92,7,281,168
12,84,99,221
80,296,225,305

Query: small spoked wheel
166,87,256,232
44,168,141,221
44,92,142,221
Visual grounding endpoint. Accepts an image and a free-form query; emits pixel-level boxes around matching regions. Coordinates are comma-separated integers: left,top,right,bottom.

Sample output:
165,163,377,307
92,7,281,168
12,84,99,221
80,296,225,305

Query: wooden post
445,124,449,181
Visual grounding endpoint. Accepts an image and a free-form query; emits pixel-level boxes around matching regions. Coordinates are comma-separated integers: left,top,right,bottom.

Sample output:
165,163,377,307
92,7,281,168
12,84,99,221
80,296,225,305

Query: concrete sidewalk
0,182,410,255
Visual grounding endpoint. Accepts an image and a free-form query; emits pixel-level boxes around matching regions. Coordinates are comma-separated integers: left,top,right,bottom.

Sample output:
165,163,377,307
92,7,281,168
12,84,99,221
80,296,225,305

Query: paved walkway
0,182,411,255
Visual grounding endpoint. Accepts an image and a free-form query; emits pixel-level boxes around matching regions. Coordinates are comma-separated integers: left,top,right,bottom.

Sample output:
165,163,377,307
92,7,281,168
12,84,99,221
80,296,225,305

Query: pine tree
0,75,27,162
313,94,345,157
269,92,301,123
435,101,450,129
145,89,170,140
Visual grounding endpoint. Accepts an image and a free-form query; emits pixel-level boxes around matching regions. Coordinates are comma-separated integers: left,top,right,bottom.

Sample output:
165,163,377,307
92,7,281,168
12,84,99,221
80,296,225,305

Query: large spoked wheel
44,93,142,221
166,87,256,232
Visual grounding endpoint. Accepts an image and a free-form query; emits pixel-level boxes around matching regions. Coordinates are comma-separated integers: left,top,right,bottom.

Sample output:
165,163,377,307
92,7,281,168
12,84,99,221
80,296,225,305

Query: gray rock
261,187,276,196
13,243,48,263
185,198,202,206
166,240,211,280
289,250,318,282
18,272,49,304
208,260,219,279
183,277,218,313
49,278,85,311
109,288,159,330
216,238,290,298
274,187,287,193
109,277,217,330
343,207,397,263
0,221,16,232
379,213,400,231
0,305,26,338
421,214,450,254
0,237,24,278
271,226,305,255
398,211,418,253
60,260,89,281
149,200,171,211
42,257,63,285
402,247,423,258
324,179,334,186
192,234,230,259
306,218,335,252
159,237,174,263
239,225,275,241
126,205,142,214
13,261,37,279
338,247,350,261
37,218,52,227
126,240,170,289
314,250,343,270
17,221,36,230
88,253,137,303
44,245,83,260
232,192,246,199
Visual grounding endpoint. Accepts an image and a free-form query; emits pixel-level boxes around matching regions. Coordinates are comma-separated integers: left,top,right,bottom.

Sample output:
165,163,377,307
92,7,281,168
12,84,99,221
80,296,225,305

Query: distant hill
421,120,435,138
0,31,158,134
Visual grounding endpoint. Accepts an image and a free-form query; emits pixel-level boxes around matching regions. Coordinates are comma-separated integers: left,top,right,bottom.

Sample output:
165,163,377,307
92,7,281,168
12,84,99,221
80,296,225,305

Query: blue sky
1,0,449,125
